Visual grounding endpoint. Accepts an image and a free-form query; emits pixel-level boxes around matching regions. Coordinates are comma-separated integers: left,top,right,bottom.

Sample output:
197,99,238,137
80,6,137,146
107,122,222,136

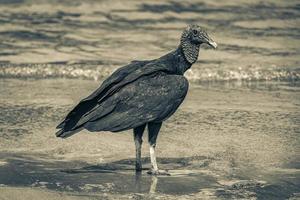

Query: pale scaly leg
133,124,146,171
147,122,170,176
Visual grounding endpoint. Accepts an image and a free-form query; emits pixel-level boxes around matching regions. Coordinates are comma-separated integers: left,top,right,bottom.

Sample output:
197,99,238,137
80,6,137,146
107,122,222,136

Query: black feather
56,36,199,138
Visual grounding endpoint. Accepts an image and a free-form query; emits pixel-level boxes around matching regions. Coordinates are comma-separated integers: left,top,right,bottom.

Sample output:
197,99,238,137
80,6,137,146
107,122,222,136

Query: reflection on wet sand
149,176,157,194
134,172,158,194
0,152,299,199
0,153,218,194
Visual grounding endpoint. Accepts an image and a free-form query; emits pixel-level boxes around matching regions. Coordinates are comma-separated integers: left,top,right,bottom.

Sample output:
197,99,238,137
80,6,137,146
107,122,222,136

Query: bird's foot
147,169,170,176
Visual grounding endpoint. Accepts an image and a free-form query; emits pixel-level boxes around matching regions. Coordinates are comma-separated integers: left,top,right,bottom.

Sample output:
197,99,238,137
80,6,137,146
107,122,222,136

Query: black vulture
56,24,217,175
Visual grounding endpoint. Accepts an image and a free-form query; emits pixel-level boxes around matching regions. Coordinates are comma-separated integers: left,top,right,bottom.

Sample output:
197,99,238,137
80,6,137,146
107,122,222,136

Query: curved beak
204,35,217,49
207,40,217,49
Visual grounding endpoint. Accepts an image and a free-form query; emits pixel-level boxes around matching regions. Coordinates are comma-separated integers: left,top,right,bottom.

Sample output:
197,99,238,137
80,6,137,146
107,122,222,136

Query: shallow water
0,78,299,199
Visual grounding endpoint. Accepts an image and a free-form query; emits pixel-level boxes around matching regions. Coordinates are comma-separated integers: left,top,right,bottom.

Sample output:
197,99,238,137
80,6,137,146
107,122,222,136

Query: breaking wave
0,63,299,82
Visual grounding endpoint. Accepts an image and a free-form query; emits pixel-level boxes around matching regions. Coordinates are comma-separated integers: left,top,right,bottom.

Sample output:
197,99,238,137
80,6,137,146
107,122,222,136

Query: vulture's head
180,24,217,63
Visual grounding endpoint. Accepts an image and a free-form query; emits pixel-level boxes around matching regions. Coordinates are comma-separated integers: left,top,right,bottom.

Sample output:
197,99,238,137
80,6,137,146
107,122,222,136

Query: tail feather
55,129,64,137
56,121,65,129
56,127,83,138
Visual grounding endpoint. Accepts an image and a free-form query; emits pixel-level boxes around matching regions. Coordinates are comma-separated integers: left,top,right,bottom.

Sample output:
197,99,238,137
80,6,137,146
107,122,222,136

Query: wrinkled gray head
180,24,217,64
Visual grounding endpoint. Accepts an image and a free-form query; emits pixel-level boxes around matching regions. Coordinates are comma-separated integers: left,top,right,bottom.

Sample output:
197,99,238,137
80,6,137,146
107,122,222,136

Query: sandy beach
0,79,299,199
0,0,299,199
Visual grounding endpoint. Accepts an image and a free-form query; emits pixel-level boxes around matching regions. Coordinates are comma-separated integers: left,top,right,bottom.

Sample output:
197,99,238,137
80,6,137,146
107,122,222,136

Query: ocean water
0,0,299,199
0,0,299,81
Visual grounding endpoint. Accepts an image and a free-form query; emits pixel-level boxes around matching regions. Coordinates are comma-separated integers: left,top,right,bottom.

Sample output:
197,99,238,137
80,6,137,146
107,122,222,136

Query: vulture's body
56,49,190,137
56,24,217,175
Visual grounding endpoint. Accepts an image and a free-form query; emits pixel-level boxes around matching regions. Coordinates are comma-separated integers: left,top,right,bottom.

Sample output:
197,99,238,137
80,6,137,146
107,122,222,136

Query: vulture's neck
167,41,200,75
180,36,200,64
165,47,191,75
159,37,200,75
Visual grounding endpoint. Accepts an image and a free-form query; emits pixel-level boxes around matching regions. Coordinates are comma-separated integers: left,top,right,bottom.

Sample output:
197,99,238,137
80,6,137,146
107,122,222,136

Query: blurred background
0,0,299,81
0,0,299,200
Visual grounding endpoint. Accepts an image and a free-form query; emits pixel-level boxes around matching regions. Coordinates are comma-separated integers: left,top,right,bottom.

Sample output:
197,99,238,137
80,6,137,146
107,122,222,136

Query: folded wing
83,73,189,132
56,59,180,138
56,60,150,135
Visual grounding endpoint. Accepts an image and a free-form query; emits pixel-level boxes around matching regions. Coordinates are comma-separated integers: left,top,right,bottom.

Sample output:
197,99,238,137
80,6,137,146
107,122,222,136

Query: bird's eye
192,29,198,35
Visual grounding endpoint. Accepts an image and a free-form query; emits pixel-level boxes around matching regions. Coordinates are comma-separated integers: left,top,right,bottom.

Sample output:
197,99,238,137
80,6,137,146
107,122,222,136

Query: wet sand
0,0,299,199
0,78,299,199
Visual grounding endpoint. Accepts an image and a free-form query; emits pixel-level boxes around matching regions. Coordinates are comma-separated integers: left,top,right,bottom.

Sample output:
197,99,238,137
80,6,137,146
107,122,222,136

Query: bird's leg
133,124,146,171
149,144,158,171
147,122,170,176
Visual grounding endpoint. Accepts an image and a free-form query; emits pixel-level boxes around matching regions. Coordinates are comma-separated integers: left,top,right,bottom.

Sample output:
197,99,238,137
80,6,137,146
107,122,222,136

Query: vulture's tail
55,127,83,138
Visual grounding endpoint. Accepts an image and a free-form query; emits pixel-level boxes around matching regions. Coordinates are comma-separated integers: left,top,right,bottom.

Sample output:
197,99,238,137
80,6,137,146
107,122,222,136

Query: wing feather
56,60,151,136
84,73,188,132
56,56,180,138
